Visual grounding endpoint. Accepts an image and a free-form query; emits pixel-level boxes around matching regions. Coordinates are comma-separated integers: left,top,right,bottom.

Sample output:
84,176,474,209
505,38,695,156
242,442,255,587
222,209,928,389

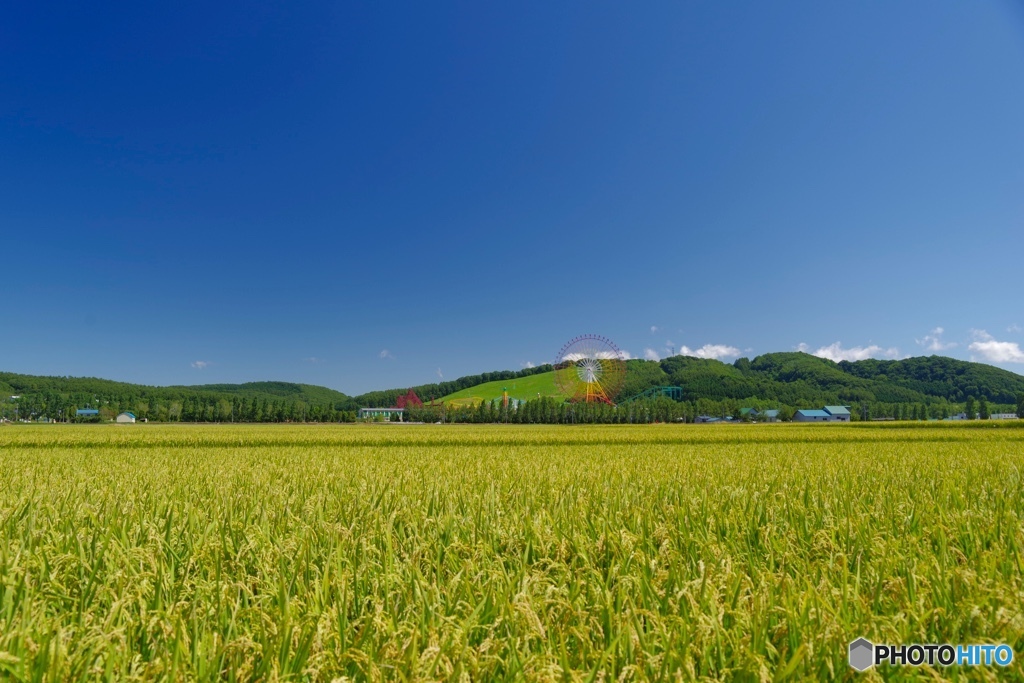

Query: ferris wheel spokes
554,335,627,405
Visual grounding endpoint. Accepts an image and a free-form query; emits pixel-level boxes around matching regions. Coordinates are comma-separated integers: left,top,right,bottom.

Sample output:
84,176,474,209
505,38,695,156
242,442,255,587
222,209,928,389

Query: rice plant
1,424,1022,680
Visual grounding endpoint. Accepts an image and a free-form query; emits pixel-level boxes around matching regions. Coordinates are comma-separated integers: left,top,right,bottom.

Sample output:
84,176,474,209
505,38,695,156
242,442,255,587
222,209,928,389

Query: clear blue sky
3,1,1024,394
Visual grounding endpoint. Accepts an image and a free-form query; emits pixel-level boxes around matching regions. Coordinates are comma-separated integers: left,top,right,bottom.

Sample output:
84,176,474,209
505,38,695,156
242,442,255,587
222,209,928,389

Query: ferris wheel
553,335,628,405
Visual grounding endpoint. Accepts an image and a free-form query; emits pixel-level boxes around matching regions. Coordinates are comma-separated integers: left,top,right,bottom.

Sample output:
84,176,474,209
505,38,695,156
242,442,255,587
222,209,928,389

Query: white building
115,412,137,423
358,407,404,421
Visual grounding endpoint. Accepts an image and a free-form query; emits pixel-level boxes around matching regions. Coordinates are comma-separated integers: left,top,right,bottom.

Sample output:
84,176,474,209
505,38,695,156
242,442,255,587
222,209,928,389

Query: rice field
1,423,1023,681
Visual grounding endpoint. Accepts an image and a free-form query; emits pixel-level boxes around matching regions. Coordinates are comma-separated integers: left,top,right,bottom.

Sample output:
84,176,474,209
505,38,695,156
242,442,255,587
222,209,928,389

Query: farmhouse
739,408,780,422
76,409,99,417
115,412,137,423
793,406,851,423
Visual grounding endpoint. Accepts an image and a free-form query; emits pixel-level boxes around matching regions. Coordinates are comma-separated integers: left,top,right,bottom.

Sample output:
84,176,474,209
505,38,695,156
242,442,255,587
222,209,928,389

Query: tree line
5,389,1021,425
2,391,358,423
400,393,1024,425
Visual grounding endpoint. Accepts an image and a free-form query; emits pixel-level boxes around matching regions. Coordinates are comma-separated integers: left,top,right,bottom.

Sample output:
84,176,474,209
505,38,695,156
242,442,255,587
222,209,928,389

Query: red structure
395,390,423,409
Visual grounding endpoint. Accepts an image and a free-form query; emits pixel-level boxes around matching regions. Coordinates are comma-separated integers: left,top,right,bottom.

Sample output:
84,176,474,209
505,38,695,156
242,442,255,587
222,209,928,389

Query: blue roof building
794,406,852,422
824,406,851,417
76,409,99,416
794,409,830,421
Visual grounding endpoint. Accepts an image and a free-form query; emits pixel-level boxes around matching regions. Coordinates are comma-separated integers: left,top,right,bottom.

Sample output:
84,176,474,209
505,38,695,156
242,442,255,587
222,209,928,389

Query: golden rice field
1,423,1023,681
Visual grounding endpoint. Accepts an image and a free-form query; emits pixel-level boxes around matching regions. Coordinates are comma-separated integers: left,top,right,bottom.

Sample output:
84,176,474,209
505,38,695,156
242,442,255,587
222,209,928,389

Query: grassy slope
439,371,561,406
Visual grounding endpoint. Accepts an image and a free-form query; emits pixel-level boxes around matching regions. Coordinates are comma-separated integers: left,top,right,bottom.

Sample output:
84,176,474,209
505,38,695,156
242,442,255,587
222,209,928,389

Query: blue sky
3,1,1024,394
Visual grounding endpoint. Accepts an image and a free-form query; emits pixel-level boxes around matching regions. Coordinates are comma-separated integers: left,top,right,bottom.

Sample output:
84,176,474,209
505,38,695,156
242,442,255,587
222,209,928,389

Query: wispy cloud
797,342,901,362
303,356,322,364
968,330,1024,363
650,326,659,334
1009,324,1022,334
679,344,742,360
191,360,210,369
565,350,630,362
644,348,661,361
915,327,956,352
521,361,535,369
379,349,393,360
437,367,444,379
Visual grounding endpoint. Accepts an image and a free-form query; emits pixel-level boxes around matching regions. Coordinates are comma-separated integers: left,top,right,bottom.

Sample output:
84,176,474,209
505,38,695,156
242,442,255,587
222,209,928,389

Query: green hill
351,365,555,408
0,372,352,423
438,372,560,406
3,353,1022,422
430,352,1024,409
0,372,349,406
172,381,350,405
612,352,1024,407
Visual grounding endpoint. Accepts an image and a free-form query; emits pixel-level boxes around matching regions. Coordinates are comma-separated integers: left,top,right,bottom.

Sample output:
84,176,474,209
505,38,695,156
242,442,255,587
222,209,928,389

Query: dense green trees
0,375,357,424
3,353,1023,425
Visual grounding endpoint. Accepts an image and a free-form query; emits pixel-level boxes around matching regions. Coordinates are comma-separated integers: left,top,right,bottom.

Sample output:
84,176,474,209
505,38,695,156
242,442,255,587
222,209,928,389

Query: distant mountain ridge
361,353,1024,408
0,372,349,406
3,353,1023,418
621,352,1024,406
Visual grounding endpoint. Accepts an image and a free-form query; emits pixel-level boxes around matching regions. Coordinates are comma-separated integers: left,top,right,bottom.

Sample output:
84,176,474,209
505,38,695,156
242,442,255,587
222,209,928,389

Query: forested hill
169,381,349,406
0,373,349,405
358,353,1024,409
0,372,351,422
619,352,1024,407
3,353,1023,422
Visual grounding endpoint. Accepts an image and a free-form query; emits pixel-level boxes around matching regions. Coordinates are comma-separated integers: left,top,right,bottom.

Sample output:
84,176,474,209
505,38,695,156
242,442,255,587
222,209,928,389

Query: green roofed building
358,407,404,421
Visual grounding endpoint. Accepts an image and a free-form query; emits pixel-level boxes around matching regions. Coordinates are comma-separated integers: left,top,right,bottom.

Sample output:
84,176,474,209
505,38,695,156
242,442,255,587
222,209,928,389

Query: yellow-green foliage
438,372,560,407
1,424,1023,681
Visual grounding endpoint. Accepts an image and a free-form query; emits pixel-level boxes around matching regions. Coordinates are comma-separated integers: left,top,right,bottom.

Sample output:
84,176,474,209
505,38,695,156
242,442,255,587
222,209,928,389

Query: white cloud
644,348,661,361
650,326,659,334
797,342,901,362
521,361,535,369
968,330,1024,363
618,349,633,360
564,350,630,362
1009,324,1022,334
303,356,322,364
679,344,742,360
915,327,956,352
437,367,444,379
379,349,393,359
191,360,210,369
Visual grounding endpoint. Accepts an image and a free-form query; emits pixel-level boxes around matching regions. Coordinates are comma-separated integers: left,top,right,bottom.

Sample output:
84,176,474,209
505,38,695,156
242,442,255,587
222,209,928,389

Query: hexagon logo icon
849,638,874,671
